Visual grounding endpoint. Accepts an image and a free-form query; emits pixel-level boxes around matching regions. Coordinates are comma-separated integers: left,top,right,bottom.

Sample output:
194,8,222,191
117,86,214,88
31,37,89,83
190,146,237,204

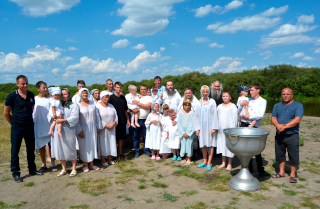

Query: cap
237,85,250,94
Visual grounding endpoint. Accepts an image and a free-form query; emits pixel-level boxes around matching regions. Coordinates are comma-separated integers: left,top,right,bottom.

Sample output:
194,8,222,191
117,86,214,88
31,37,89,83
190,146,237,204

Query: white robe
161,89,181,112
97,103,118,157
145,113,163,150
198,98,219,148
216,104,238,158
50,103,80,161
165,118,180,149
159,115,172,154
77,101,102,162
33,96,51,149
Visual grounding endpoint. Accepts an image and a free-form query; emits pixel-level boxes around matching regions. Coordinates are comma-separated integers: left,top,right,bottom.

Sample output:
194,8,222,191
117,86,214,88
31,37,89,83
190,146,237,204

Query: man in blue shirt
153,76,165,97
271,88,304,183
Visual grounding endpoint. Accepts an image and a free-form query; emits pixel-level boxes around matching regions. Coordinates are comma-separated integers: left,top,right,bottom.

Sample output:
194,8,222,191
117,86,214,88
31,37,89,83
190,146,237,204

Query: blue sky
1,0,319,86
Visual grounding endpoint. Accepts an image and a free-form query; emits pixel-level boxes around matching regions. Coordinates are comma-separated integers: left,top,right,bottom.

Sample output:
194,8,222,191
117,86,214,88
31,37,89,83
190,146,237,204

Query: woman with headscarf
145,103,163,160
77,88,102,172
50,88,80,176
90,89,100,104
96,91,118,167
195,85,219,171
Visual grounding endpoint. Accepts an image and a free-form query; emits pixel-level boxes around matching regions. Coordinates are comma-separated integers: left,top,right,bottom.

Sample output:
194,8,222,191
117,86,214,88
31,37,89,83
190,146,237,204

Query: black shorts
275,133,299,166
116,124,127,141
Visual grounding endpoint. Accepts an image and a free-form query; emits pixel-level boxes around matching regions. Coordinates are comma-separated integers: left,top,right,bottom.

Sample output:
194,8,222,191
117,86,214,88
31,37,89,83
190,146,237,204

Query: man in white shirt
160,80,182,112
132,85,153,158
239,83,267,181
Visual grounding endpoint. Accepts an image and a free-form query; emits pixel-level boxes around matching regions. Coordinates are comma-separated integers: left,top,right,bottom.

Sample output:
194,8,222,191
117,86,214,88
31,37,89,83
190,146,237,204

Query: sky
0,0,320,86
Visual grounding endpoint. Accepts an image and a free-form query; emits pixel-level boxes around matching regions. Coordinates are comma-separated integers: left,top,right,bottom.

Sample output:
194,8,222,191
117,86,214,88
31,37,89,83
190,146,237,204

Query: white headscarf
50,87,61,95
100,91,113,99
90,89,99,96
79,88,89,102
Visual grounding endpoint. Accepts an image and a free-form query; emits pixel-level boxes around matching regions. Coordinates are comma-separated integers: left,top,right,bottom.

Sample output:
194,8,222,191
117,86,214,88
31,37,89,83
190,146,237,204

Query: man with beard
209,81,223,106
160,80,182,112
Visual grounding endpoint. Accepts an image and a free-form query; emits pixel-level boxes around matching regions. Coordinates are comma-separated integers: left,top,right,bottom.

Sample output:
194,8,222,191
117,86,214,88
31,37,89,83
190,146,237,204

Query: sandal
38,167,47,173
180,160,186,164
83,167,89,173
51,166,58,172
272,173,285,178
156,156,161,161
290,177,297,183
206,165,213,171
89,165,100,171
151,155,156,160
57,170,67,177
69,170,77,177
197,164,206,168
185,161,192,165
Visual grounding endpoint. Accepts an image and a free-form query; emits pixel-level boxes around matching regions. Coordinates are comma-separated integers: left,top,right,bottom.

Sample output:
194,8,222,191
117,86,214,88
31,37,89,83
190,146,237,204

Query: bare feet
218,164,225,169
135,123,140,127
48,131,54,138
225,165,232,171
57,131,63,138
131,124,136,128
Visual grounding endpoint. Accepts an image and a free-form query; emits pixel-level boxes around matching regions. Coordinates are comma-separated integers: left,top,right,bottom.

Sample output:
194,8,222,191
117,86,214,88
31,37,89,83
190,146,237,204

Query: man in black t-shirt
4,75,43,183
109,81,130,159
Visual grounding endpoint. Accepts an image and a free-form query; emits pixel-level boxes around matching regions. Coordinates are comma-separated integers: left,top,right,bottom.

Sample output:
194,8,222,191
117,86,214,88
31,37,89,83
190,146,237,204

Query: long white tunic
50,103,80,161
145,113,163,150
198,98,219,148
159,115,172,154
165,118,180,149
216,104,238,158
161,90,182,112
33,96,51,149
125,93,140,110
77,101,102,162
97,103,118,157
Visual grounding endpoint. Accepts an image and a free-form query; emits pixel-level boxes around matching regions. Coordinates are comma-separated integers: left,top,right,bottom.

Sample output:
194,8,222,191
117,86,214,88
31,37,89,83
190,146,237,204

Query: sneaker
134,152,139,158
172,156,177,161
177,156,182,161
108,161,115,165
145,151,152,157
151,155,156,160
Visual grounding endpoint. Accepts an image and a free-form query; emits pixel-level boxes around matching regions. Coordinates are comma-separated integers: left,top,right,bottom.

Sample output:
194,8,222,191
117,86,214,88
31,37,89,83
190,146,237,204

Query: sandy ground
0,113,320,209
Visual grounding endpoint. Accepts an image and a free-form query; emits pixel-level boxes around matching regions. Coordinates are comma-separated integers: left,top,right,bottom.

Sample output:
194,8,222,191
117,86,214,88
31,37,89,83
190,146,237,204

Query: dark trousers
133,119,150,154
11,123,36,177
240,122,264,173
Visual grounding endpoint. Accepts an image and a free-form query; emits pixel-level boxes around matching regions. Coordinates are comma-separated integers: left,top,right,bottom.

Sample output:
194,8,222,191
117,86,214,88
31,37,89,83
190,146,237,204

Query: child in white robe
48,87,63,138
217,90,238,171
159,104,172,159
145,103,163,160
236,85,258,127
167,109,180,161
152,87,161,103
125,85,140,128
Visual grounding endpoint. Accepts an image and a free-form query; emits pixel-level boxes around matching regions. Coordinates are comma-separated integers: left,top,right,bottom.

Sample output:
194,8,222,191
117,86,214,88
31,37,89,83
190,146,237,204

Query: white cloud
298,14,315,24
94,30,99,33
268,24,317,37
259,34,320,48
206,22,223,30
10,0,80,17
251,66,259,70
314,48,320,54
36,27,57,32
302,56,315,61
54,47,66,52
208,43,225,48
202,56,244,72
247,51,255,54
249,4,255,9
111,0,184,37
289,52,305,58
132,44,145,50
171,43,179,47
259,50,273,59
208,5,288,34
66,38,75,42
280,52,291,56
160,47,166,52
112,39,130,49
68,47,78,51
194,37,210,43
52,68,60,75
296,62,306,68
173,66,192,72
193,0,243,17
105,30,109,33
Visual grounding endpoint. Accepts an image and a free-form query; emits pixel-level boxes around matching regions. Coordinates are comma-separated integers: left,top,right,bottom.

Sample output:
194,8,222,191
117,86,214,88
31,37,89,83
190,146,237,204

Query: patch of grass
159,191,180,202
157,173,164,179
66,182,76,187
229,197,240,205
299,137,307,146
180,190,198,197
0,201,27,208
164,162,174,166
173,167,206,179
147,168,157,172
115,168,147,184
154,159,165,163
240,191,253,197
315,180,320,183
23,182,34,187
298,177,306,181
0,176,11,181
205,175,231,192
69,205,89,209
278,203,299,209
304,166,320,175
152,182,168,188
184,201,208,209
41,178,51,183
117,195,135,204
114,160,135,171
301,160,308,164
137,178,146,183
78,177,112,196
292,184,306,189
283,189,297,196
144,198,154,204
300,196,320,209
114,172,120,174
253,193,271,201
138,185,147,190
149,178,154,182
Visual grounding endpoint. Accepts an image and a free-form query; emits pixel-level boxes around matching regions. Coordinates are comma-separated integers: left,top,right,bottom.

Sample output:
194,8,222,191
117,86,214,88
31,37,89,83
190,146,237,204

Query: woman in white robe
196,85,219,171
216,90,238,171
77,88,102,172
97,91,118,167
145,103,163,160
90,89,100,104
53,88,80,176
159,104,172,158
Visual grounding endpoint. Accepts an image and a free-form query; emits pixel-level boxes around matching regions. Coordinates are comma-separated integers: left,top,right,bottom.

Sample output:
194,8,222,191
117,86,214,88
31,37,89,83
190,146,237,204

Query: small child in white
48,87,63,138
125,85,140,128
145,103,163,160
236,85,258,127
166,109,181,161
152,87,160,103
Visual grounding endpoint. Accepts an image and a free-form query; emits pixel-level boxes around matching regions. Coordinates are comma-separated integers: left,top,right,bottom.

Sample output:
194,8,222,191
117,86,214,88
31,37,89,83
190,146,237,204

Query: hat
100,90,113,99
237,85,250,94
50,87,61,95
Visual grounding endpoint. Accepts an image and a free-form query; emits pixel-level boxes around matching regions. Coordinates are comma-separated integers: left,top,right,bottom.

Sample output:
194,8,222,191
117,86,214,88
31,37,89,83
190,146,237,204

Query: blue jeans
133,119,150,154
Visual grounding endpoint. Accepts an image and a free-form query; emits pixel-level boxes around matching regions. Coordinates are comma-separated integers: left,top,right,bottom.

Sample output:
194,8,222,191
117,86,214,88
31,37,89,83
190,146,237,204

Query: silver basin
223,127,270,191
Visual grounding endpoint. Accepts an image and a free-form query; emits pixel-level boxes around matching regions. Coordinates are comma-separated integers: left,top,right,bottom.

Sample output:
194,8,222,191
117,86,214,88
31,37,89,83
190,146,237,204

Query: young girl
152,87,160,103
217,90,238,171
145,103,162,160
159,104,172,159
48,87,63,138
125,85,140,128
177,99,194,165
167,109,181,161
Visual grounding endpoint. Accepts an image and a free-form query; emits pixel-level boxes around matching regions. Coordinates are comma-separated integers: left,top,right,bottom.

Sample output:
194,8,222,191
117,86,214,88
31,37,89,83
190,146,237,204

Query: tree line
0,64,319,102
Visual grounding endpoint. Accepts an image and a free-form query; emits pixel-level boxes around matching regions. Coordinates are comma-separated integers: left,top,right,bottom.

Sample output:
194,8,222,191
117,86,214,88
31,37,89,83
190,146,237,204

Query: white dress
125,93,140,110
159,115,172,154
48,98,63,118
33,96,51,149
166,118,180,149
77,101,102,162
145,113,163,150
216,104,238,158
97,103,118,157
50,103,80,161
198,98,219,148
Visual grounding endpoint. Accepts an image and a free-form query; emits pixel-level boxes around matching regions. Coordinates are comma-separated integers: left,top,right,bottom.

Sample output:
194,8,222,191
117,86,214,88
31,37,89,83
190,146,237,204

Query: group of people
4,75,304,184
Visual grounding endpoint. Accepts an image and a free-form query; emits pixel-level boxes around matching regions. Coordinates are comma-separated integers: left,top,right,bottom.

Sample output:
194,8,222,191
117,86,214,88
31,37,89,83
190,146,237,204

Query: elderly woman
90,89,100,104
51,88,80,176
97,91,118,166
77,88,102,172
